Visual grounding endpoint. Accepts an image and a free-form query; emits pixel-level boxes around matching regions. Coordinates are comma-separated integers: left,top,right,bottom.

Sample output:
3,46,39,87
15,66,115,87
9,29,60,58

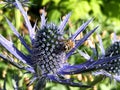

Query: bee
59,39,75,52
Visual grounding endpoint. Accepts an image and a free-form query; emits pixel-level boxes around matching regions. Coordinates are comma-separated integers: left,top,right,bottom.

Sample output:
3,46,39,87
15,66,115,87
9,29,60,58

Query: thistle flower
61,34,120,82
1,0,120,90
92,34,120,82
0,0,99,89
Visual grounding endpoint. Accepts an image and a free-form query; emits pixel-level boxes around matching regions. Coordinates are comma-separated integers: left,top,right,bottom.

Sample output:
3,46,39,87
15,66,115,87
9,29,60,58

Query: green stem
14,8,21,30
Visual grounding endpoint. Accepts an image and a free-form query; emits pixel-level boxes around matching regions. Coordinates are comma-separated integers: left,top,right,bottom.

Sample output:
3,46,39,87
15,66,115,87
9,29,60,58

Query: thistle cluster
0,0,120,90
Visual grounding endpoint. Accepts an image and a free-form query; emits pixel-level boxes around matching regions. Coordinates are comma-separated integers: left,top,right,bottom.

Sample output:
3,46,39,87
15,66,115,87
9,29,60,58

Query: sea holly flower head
92,34,120,82
0,0,98,89
75,33,120,82
4,0,120,89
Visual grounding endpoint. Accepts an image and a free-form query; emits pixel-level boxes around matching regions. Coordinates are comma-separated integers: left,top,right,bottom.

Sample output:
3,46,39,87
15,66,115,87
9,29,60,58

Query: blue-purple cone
96,41,120,75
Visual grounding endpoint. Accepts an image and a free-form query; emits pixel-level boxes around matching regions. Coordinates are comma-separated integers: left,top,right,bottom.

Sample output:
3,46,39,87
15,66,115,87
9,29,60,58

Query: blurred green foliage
0,0,120,90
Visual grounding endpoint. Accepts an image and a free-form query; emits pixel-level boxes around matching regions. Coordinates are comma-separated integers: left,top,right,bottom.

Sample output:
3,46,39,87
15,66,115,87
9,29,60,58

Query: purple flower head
2,0,120,89
92,34,120,82
65,33,120,82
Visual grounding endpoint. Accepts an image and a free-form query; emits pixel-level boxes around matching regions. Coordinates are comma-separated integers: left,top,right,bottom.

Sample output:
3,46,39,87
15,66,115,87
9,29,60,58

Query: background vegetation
0,0,120,90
